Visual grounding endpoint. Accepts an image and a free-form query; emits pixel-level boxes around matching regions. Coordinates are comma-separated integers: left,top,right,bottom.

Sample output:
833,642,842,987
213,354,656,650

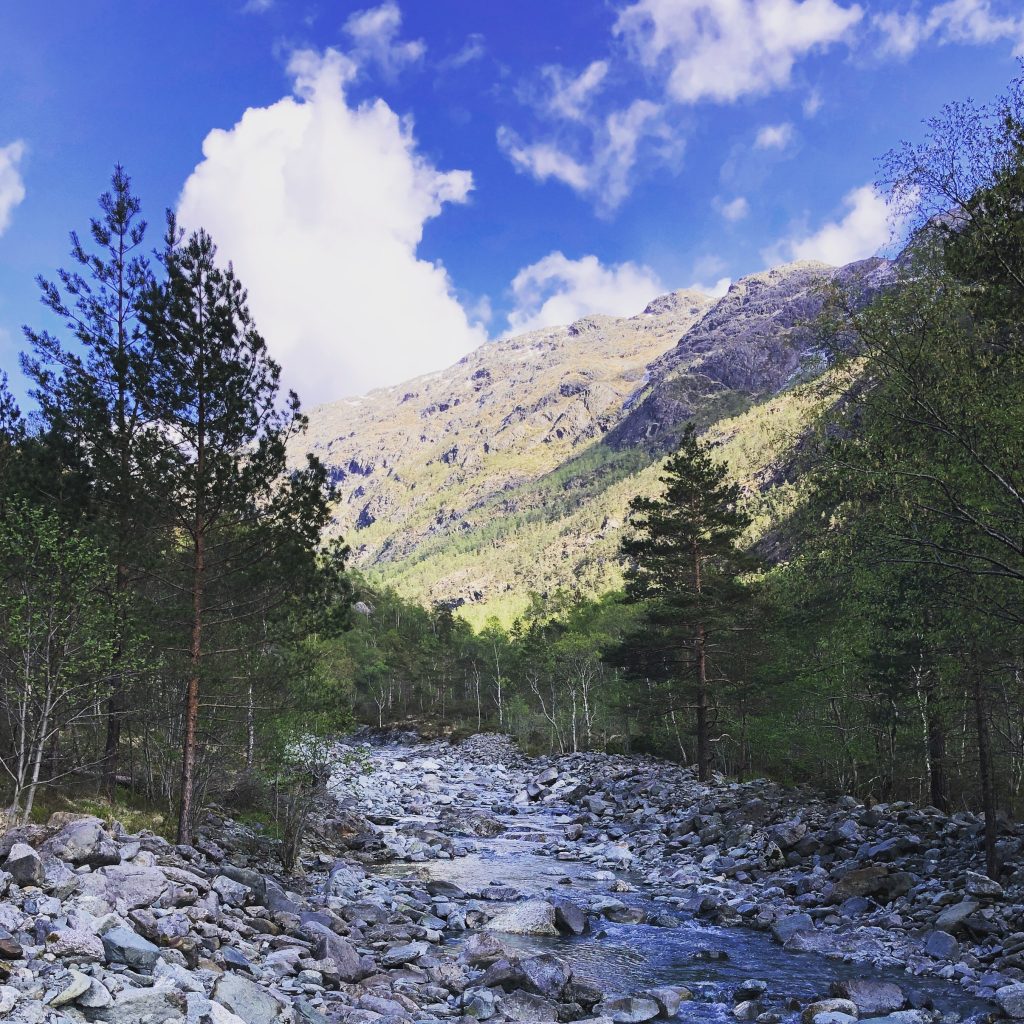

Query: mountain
295,257,892,624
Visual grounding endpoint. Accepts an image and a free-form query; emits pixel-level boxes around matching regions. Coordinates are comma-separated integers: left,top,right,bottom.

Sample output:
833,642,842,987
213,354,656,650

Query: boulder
933,900,979,934
599,996,661,1023
733,1000,763,1021
303,921,363,982
831,979,905,1015
997,984,1024,1019
43,818,119,866
642,986,692,1016
500,990,560,1022
102,925,161,971
548,894,587,934
46,927,105,962
833,864,889,900
212,973,286,1024
801,1000,858,1024
381,940,429,967
81,863,168,909
924,930,959,960
460,932,512,965
772,913,814,944
212,874,251,907
5,842,43,886
484,900,559,936
89,986,186,1022
964,870,1003,898
50,969,92,1007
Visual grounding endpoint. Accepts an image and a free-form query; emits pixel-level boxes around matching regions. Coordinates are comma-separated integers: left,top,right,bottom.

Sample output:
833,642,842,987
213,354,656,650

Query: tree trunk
926,689,948,812
696,623,709,781
972,671,998,879
177,526,204,845
692,537,710,781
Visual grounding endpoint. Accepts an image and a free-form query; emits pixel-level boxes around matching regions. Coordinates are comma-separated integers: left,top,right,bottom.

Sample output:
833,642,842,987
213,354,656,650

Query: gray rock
933,900,979,934
548,894,587,935
78,979,113,1009
484,900,559,936
46,927,105,962
924,929,959,960
642,986,692,1016
500,990,559,1022
733,1000,763,1021
801,1000,858,1024
44,818,119,867
831,979,905,1015
463,988,499,1020
964,870,1003,897
89,986,186,1022
5,842,43,886
212,874,251,907
212,973,285,1024
997,984,1024,1019
460,932,511,965
102,925,160,971
303,921,363,982
380,940,429,966
771,913,814,943
49,969,91,1007
599,996,661,1023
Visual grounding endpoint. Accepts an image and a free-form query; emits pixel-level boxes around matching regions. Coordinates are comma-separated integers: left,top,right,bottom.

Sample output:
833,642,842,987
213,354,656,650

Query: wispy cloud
343,2,425,79
874,0,1024,58
755,122,795,151
0,141,27,236
764,184,893,266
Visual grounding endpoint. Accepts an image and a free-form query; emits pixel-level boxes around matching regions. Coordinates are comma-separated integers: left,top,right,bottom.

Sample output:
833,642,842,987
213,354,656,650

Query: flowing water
375,798,993,1023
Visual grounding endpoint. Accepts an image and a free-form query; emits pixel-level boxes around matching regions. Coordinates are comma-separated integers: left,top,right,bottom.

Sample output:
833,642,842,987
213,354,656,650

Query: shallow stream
376,793,993,1022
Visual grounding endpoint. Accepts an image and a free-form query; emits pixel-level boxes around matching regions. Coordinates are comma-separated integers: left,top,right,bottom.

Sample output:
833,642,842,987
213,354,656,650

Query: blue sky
1,1,1022,406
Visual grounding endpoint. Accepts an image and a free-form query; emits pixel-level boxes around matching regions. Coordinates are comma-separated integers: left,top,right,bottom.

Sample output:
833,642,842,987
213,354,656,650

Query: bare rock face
608,258,893,449
290,256,893,615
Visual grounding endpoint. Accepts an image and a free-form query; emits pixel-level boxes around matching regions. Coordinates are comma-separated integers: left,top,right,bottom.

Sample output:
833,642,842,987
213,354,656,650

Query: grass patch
28,784,173,838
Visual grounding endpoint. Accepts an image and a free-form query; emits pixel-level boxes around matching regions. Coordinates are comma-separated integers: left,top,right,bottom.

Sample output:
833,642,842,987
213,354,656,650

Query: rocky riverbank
0,733,1021,1023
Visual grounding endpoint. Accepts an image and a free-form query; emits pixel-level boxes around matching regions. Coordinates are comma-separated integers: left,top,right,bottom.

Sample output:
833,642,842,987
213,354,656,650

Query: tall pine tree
143,219,336,843
21,166,158,797
621,425,752,780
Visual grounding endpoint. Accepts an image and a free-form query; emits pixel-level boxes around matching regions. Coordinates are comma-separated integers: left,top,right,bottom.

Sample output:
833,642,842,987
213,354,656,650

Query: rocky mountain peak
292,254,893,616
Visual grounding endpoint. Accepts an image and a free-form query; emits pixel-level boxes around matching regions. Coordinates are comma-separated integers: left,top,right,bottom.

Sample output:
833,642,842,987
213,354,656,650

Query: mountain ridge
292,256,892,621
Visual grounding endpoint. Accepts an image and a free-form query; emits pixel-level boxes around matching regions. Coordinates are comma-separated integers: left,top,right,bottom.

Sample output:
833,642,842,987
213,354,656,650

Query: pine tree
21,166,158,797
143,219,335,844
621,424,752,780
0,372,21,490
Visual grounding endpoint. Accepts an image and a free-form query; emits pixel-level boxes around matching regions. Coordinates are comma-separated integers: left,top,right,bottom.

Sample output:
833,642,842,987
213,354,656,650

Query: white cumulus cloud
177,47,486,405
755,122,795,150
614,0,863,104
343,2,425,78
0,141,27,236
717,196,750,221
506,252,665,334
874,0,1024,58
766,184,892,266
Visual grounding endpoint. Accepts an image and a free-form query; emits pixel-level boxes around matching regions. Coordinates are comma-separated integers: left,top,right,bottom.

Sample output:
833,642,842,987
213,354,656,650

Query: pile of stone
521,753,1024,1002
0,807,508,1024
